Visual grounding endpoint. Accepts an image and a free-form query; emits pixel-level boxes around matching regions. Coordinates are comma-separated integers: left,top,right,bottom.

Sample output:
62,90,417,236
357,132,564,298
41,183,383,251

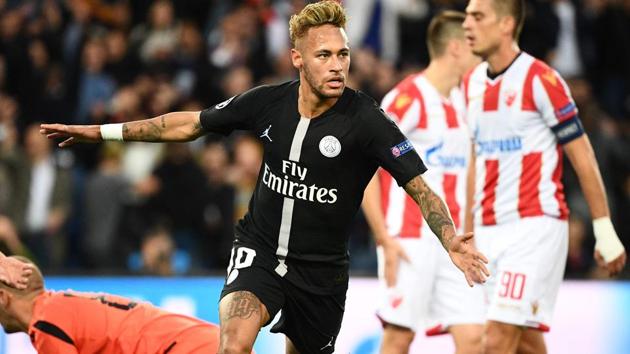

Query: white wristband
100,124,124,141
593,217,625,262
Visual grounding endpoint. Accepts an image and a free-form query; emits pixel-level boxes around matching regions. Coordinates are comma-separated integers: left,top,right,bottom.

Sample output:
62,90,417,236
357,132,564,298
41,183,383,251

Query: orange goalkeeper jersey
27,290,220,354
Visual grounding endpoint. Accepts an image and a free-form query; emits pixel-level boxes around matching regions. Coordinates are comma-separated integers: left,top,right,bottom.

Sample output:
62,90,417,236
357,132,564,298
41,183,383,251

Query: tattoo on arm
222,291,261,322
404,175,455,250
122,120,162,141
160,115,166,128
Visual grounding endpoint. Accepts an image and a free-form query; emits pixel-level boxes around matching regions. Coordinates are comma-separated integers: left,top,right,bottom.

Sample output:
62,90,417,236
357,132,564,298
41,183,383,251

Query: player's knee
450,324,484,354
219,327,256,354
516,330,547,354
484,334,506,354
219,340,254,354
381,324,414,353
381,337,412,353
484,323,519,354
454,333,483,354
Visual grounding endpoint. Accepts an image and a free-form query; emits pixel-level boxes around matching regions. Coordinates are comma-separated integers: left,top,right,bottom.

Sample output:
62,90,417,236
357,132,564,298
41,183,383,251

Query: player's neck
424,59,460,98
486,42,520,76
12,296,37,332
297,82,339,118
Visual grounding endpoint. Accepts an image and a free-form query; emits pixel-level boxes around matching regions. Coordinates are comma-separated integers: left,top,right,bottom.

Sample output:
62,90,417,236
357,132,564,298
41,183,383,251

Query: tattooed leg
218,291,270,354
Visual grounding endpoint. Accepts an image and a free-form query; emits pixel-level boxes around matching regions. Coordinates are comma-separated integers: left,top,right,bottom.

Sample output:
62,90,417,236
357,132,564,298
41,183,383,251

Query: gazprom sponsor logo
477,136,522,155
391,139,414,158
425,142,466,168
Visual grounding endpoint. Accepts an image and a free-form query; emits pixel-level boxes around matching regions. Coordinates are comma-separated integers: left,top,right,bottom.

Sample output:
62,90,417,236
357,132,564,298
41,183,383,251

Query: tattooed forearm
222,291,261,321
119,112,203,142
122,120,162,141
404,175,456,250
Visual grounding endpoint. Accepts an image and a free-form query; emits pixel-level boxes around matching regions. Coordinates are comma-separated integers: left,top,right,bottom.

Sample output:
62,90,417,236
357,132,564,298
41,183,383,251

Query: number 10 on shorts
498,271,526,300
226,247,257,285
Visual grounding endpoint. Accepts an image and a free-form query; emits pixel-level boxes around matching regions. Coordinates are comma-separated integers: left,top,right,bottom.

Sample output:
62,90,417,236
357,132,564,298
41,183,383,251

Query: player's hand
0,256,34,290
448,232,489,287
594,250,626,277
40,123,102,147
381,237,410,288
593,217,626,277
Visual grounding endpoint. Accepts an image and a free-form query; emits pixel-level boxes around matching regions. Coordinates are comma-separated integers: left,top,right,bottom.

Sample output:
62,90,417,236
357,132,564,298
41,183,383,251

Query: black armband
551,115,584,145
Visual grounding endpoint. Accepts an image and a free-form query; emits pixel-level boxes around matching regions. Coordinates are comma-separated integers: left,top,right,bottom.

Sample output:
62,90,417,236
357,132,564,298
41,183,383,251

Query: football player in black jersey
40,1,489,353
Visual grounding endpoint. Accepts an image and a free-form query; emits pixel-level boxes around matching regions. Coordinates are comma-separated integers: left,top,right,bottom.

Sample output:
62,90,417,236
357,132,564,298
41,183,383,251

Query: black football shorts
220,244,347,354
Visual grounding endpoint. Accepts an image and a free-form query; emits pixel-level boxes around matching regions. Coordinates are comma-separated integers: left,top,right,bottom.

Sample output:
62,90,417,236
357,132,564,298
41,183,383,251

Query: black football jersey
200,81,426,291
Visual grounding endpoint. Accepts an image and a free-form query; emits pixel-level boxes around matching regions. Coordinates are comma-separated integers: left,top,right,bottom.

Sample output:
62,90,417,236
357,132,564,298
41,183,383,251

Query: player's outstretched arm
362,173,409,287
40,111,204,147
404,175,489,286
564,135,626,276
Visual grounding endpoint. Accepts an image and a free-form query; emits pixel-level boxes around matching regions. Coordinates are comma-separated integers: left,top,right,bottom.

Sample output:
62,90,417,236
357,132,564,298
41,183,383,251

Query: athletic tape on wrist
100,124,124,141
593,217,625,262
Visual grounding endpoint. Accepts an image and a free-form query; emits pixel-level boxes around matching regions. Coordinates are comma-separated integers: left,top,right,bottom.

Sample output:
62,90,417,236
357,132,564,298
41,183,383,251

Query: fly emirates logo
262,160,338,204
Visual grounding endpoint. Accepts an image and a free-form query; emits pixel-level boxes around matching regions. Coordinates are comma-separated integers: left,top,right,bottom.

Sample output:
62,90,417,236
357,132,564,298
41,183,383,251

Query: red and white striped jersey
464,52,582,226
379,73,470,238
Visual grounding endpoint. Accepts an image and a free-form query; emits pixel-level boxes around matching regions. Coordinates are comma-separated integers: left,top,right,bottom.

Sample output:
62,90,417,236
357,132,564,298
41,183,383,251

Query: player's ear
449,39,462,58
0,289,10,309
291,47,303,70
499,15,515,38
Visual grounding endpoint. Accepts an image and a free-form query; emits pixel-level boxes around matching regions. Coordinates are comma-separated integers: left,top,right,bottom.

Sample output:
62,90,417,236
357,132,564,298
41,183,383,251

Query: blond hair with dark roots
289,0,347,48
426,10,467,59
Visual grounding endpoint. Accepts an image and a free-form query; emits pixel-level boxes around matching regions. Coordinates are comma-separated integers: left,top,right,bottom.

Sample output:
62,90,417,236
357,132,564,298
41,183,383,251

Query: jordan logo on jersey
320,336,335,351
260,125,273,142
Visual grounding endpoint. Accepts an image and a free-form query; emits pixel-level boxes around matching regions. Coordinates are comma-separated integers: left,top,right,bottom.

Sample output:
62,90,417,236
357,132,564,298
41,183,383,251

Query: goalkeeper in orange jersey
0,256,225,354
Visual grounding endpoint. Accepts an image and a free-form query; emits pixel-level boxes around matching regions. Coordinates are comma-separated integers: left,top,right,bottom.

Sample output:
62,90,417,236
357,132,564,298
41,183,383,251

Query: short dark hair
492,0,525,40
427,11,466,59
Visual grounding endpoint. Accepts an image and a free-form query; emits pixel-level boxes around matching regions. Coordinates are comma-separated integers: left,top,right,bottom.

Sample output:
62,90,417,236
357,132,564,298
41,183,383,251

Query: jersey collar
486,51,523,80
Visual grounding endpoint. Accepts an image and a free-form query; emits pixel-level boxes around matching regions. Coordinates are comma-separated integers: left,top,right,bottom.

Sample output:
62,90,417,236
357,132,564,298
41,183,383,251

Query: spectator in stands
139,226,177,276
82,142,131,269
199,140,235,269
1,123,71,269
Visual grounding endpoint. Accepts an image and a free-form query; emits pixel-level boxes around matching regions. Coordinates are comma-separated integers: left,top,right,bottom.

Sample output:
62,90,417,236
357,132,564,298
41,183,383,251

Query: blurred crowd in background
0,0,628,278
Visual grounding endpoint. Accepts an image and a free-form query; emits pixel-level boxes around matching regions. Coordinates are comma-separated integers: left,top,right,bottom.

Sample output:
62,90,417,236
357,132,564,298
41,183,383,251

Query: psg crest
319,135,341,158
